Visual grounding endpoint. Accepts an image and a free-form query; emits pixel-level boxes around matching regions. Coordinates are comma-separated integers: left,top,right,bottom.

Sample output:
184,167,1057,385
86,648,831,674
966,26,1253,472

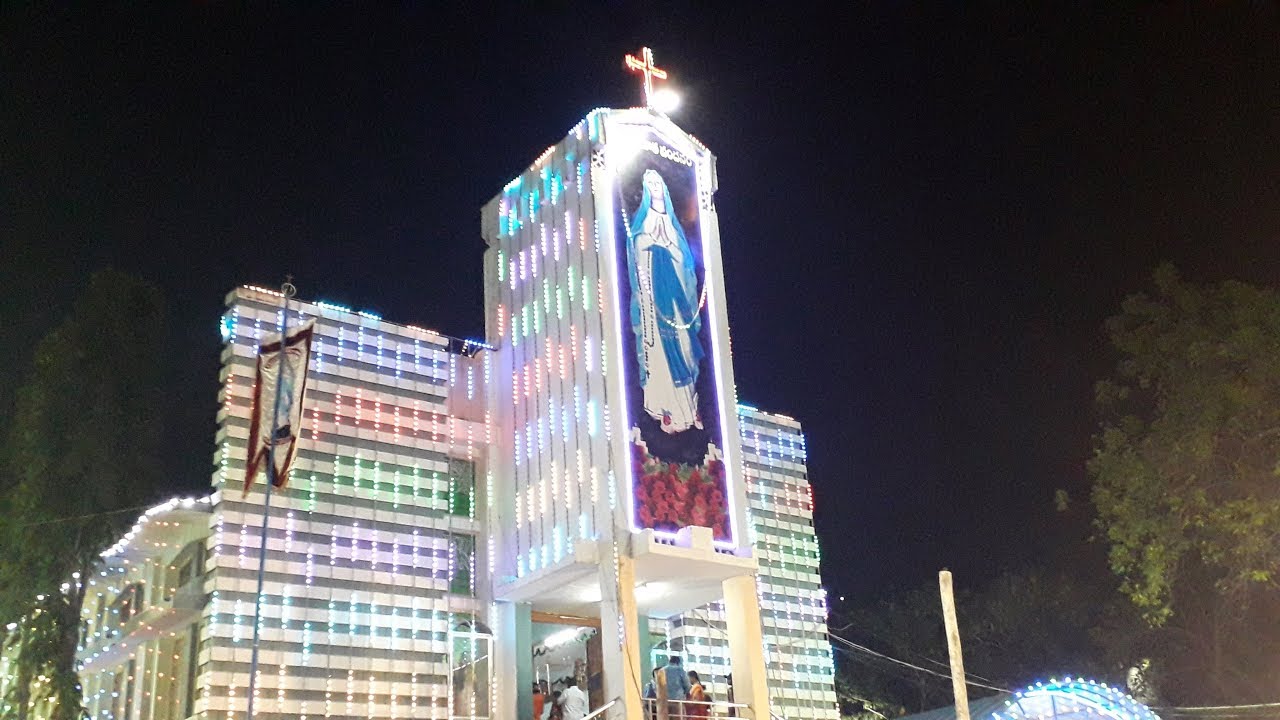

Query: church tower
480,76,772,718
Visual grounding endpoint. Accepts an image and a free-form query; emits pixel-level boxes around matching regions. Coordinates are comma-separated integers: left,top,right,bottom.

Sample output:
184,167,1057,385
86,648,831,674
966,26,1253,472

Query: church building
47,86,839,720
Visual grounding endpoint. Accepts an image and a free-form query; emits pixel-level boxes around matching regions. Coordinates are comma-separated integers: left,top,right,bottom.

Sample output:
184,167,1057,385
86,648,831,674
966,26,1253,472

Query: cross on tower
624,46,668,108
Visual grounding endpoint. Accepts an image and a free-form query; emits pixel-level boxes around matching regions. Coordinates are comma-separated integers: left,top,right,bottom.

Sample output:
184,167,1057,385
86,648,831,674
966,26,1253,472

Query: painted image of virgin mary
627,168,705,434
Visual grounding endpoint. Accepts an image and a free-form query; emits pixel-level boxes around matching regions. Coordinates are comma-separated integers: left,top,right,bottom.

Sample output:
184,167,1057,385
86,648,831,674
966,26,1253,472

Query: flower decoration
632,443,731,541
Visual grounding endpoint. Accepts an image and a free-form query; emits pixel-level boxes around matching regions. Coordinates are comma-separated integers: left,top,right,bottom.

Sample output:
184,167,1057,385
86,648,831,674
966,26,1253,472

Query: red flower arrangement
632,443,731,541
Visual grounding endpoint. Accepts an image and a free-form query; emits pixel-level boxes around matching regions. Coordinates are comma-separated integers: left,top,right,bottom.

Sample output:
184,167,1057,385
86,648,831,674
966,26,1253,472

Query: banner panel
243,318,315,494
610,125,731,542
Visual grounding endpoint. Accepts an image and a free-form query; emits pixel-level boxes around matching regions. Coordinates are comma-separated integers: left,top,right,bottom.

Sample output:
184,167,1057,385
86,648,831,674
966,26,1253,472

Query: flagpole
246,278,295,720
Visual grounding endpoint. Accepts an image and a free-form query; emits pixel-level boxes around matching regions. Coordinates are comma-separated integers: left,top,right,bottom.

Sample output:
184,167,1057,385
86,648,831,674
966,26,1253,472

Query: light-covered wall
75,498,212,720
480,113,620,586
199,286,490,720
666,407,839,720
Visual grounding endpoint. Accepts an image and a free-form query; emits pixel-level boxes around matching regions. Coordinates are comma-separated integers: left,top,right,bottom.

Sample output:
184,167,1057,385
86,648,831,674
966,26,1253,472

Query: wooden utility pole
939,570,970,720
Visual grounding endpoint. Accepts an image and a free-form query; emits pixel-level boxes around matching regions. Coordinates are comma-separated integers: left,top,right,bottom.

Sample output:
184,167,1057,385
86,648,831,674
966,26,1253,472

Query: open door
586,630,604,710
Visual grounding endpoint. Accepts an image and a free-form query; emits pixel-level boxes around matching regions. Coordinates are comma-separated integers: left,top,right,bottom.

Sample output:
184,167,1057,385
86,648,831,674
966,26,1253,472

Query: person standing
663,655,691,717
532,682,546,720
643,667,668,720
686,671,709,718
548,690,564,720
539,681,553,720
559,677,589,720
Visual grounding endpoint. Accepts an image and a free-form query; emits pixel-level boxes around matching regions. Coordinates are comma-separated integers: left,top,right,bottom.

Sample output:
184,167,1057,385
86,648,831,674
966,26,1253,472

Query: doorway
531,613,602,716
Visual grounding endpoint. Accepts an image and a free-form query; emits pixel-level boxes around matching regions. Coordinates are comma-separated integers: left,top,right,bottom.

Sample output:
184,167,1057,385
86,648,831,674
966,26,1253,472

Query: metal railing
582,698,620,720
641,697,753,719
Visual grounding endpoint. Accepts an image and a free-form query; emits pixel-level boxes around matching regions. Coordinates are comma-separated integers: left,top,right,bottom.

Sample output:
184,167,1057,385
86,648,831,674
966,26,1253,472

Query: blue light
317,300,352,314
588,110,602,142
586,400,598,437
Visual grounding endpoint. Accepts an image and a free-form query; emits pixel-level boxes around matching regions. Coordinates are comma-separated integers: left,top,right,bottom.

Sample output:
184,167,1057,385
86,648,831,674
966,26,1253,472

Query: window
450,629,492,720
113,583,145,625
123,659,136,720
173,540,206,591
449,458,476,517
183,623,200,719
449,535,475,596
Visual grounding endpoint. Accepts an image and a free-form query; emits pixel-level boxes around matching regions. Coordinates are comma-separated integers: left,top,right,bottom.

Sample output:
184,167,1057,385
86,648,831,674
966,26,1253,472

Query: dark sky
3,4,1278,600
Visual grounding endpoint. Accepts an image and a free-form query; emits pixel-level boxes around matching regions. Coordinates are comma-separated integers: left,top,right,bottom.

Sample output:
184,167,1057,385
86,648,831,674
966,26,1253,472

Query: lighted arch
994,679,1160,720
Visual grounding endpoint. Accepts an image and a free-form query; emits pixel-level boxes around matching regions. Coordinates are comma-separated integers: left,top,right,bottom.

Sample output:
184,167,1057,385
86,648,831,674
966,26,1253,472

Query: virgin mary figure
627,168,705,434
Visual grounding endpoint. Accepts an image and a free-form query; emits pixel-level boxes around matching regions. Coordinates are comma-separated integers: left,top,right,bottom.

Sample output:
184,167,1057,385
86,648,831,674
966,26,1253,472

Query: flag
243,318,315,495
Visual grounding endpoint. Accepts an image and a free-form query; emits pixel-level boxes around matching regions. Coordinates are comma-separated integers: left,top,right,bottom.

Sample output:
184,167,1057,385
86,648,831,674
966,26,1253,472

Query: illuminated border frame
600,112,740,550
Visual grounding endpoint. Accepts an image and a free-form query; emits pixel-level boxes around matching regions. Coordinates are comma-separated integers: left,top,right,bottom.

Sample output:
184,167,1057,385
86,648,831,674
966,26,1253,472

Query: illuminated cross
624,46,668,108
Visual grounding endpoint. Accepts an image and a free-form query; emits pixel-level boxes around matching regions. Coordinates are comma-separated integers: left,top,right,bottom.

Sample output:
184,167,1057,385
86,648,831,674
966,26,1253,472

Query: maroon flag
243,319,315,496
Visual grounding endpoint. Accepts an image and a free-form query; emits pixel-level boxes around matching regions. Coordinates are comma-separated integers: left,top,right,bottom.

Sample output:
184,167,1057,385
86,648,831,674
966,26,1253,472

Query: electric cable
1153,703,1280,712
827,631,1010,694
834,620,1001,685
12,502,169,528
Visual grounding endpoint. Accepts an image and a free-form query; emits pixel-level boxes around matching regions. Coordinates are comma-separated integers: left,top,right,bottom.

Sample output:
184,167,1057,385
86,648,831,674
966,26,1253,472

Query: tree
1090,264,1280,702
834,585,955,716
833,567,1129,717
0,269,168,720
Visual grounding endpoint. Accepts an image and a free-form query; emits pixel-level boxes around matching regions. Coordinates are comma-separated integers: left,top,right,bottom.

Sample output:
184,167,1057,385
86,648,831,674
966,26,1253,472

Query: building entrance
531,613,603,717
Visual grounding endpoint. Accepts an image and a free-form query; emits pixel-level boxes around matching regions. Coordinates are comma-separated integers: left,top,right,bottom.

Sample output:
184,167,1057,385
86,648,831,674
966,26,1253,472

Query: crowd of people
529,656,716,720
641,656,712,719
532,676,589,720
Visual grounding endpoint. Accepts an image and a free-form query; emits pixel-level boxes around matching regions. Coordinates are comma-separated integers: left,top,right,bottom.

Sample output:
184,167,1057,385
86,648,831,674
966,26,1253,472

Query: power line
828,631,1010,694
1154,703,1280,711
830,642,969,692
13,502,160,528
833,621,1001,685
1162,707,1280,712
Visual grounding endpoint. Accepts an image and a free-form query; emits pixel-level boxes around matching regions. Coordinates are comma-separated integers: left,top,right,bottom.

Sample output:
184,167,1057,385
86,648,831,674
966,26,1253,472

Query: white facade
77,498,213,720
45,108,838,720
199,287,492,720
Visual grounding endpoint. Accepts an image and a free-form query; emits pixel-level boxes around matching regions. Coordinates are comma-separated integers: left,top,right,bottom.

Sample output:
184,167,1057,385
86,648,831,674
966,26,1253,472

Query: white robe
634,207,699,433
559,685,589,720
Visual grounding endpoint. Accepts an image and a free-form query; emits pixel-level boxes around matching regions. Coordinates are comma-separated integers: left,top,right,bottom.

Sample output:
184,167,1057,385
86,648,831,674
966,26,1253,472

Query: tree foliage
0,269,169,720
1090,264,1280,701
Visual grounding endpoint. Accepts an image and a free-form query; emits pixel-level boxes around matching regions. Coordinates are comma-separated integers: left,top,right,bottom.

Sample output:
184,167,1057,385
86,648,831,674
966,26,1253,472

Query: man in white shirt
559,678,589,720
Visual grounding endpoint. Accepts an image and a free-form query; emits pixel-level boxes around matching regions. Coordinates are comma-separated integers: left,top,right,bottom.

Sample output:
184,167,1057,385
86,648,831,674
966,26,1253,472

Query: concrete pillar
638,615,653,688
143,637,160,720
722,574,770,720
598,546,643,720
496,602,534,720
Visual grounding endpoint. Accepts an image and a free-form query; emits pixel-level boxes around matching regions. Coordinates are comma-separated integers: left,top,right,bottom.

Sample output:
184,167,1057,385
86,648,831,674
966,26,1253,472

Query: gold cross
624,46,668,108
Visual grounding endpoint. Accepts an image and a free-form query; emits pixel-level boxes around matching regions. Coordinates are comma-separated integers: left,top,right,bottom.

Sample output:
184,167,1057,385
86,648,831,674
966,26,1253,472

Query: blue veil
625,169,704,388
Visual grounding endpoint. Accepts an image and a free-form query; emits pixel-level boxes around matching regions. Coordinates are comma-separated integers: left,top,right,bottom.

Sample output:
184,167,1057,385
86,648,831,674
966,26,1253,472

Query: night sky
3,4,1278,602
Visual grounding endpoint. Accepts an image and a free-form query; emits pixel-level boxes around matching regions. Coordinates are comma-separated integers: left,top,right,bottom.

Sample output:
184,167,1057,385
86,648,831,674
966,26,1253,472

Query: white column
598,545,643,720
723,574,771,720
143,637,160,720
493,602,523,720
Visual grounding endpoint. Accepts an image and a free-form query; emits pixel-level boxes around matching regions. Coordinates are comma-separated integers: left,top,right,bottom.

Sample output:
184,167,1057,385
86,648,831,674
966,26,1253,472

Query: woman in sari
686,670,710,719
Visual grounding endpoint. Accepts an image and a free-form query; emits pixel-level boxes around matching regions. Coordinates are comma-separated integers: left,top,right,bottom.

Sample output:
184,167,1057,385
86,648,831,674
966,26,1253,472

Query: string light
661,406,838,718
66,111,847,720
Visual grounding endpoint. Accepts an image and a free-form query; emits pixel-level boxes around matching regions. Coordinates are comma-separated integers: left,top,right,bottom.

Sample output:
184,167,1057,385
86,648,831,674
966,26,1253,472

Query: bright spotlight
652,88,681,113
542,628,581,649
